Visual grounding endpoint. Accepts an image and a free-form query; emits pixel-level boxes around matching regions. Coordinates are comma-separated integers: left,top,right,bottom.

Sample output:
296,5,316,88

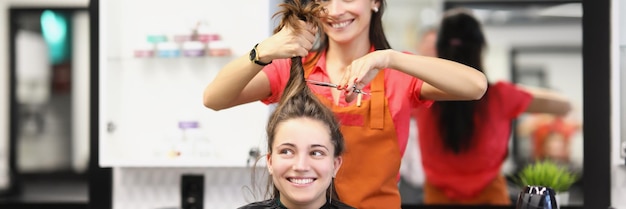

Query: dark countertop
0,175,88,209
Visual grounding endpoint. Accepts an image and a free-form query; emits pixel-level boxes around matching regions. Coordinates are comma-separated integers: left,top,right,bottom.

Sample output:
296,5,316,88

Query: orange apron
305,68,402,209
424,175,511,205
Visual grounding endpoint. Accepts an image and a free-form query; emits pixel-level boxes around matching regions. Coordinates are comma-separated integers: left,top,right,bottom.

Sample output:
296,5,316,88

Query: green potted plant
515,160,580,206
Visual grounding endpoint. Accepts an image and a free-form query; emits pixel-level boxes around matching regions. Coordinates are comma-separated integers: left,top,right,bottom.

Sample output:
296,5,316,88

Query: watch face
249,48,257,61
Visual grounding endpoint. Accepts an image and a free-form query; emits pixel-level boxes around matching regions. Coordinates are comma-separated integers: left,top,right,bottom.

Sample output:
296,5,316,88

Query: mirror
622,44,626,162
385,0,583,207
620,0,626,164
8,7,90,202
510,45,583,205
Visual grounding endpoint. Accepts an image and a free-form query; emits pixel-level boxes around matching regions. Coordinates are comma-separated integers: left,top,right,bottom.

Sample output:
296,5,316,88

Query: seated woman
239,1,354,208
518,113,581,164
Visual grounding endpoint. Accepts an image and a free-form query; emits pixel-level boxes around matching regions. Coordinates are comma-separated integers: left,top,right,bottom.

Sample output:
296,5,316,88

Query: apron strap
369,70,385,130
303,53,319,78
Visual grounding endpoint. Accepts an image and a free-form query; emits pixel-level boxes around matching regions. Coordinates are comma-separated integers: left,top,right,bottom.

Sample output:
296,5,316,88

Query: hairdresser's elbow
204,101,231,111
556,101,573,117
204,101,223,111
203,99,221,111
548,94,572,117
470,73,488,100
203,93,227,111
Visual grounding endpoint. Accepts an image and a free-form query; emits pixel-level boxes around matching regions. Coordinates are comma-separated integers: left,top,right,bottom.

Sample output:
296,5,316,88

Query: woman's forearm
388,50,487,100
203,55,265,110
522,86,572,116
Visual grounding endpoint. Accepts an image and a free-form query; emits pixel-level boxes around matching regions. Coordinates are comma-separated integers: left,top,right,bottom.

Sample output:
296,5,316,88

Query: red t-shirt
416,81,532,200
261,49,431,156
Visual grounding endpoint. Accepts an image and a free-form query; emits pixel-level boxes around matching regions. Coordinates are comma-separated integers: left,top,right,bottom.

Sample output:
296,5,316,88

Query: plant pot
515,185,558,209
556,191,570,206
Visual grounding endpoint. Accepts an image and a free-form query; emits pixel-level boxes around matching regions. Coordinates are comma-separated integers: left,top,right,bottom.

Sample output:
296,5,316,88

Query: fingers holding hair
265,22,315,59
270,0,323,59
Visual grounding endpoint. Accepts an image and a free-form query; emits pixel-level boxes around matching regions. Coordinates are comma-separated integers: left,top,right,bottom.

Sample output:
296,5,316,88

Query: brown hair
252,0,345,202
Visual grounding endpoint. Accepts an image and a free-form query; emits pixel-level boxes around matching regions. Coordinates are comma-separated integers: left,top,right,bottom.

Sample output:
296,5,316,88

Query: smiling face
543,133,570,162
318,0,379,45
267,117,342,208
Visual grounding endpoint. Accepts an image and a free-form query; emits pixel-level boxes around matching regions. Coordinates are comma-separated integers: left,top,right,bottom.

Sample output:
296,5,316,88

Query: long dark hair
258,0,345,202
434,8,488,153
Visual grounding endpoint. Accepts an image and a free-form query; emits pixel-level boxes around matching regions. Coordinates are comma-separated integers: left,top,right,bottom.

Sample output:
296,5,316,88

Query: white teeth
331,21,350,29
290,178,314,184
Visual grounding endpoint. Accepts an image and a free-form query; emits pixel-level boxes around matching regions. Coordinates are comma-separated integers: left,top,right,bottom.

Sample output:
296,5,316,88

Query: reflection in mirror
8,8,90,202
387,0,583,207
14,10,72,175
511,46,583,206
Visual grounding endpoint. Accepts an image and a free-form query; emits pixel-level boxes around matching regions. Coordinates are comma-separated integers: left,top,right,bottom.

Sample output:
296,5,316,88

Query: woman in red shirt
416,8,572,205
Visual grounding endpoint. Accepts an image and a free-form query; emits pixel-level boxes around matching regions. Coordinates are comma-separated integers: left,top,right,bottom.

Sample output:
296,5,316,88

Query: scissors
307,79,368,107
306,80,369,95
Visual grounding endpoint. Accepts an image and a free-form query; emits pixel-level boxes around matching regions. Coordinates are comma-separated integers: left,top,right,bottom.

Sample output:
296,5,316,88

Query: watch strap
252,44,272,66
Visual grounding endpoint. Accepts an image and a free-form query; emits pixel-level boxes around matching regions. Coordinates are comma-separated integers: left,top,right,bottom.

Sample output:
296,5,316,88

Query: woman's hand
340,50,392,102
256,20,317,62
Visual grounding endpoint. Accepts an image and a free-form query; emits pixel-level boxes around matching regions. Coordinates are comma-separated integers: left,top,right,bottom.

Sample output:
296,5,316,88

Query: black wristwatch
249,43,272,66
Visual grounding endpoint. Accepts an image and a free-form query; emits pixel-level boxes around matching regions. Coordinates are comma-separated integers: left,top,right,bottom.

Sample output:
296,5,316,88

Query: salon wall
113,167,268,209
99,0,278,167
611,0,626,208
0,0,89,191
382,0,443,53
103,0,281,207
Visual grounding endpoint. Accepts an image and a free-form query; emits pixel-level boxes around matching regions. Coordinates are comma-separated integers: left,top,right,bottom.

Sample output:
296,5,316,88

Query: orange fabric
424,175,511,205
305,68,402,208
